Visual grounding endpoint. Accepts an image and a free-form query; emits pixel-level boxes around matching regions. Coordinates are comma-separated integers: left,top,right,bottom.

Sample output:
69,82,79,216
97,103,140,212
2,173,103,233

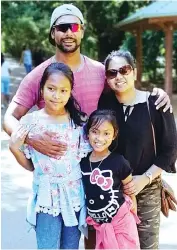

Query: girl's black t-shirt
80,152,132,224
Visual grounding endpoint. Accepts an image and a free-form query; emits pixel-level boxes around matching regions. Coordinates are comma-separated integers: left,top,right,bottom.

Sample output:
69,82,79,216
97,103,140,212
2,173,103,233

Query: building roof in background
117,1,177,29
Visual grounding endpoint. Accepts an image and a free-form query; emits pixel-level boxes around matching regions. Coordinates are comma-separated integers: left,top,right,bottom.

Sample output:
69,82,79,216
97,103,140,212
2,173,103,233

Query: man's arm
3,101,29,136
3,101,67,157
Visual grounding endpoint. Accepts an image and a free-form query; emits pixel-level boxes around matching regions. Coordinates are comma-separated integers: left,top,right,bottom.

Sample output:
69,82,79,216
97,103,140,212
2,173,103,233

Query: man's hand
25,131,67,158
152,87,172,113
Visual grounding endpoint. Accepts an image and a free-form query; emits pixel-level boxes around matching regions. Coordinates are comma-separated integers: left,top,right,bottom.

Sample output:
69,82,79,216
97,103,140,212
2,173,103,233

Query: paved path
1,58,177,249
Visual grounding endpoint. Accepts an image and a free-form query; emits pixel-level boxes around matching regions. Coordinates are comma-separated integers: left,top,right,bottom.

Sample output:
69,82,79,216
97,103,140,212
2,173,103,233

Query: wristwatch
145,171,153,185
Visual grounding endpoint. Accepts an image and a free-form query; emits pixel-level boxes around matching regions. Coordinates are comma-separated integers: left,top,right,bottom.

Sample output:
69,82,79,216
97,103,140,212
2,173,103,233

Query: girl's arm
122,174,137,214
9,125,34,172
9,146,34,172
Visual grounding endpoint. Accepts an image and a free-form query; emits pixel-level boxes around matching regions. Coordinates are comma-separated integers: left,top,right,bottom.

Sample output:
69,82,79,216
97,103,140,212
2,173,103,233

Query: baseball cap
49,4,84,46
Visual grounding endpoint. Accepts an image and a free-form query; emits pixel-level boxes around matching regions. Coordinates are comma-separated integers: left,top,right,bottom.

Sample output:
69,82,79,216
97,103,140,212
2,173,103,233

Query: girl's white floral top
20,111,91,234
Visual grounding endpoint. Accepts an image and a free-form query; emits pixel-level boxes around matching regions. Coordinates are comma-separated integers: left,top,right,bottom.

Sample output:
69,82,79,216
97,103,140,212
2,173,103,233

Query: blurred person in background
1,53,11,109
20,45,33,74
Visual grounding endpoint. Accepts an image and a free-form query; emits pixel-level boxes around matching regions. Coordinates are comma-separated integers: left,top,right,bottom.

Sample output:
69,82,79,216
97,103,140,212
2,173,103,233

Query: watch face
146,171,152,177
145,171,152,184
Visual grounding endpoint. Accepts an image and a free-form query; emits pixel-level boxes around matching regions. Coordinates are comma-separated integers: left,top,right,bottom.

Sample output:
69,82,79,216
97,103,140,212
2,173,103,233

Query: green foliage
2,0,175,89
2,1,149,61
82,1,128,61
1,1,64,58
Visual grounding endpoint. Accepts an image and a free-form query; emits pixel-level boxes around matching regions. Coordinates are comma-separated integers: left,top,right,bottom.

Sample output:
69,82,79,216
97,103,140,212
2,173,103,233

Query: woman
86,50,177,249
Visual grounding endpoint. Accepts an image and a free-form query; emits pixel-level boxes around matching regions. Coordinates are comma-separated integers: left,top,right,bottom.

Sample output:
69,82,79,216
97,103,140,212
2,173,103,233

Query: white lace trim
36,203,81,217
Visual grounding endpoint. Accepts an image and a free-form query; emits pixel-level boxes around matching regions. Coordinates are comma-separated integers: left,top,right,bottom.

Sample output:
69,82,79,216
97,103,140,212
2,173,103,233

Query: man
3,4,171,157
4,4,106,157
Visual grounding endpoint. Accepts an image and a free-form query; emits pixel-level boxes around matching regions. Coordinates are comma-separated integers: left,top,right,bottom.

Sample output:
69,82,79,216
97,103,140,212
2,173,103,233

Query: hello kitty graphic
82,168,120,223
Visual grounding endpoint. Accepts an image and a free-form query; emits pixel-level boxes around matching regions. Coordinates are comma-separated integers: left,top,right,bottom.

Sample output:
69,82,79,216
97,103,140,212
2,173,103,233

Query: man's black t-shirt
80,152,132,224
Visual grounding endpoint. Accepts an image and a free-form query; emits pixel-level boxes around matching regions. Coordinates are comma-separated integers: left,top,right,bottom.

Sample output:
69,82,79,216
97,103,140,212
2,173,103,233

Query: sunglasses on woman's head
106,65,133,79
53,23,81,33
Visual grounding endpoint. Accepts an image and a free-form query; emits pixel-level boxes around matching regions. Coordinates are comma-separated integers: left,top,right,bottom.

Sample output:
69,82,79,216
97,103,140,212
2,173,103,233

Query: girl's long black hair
39,62,86,126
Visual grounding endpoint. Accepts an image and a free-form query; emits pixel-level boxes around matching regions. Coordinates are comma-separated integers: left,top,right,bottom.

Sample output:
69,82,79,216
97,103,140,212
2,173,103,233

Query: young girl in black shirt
80,109,140,249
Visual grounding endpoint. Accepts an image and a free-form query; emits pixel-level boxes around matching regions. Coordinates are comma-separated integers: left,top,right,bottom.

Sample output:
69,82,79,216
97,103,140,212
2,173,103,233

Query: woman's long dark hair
1,53,4,65
39,62,86,126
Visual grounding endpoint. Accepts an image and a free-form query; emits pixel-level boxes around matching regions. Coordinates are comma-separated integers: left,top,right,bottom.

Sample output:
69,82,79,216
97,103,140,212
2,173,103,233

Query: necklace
89,151,111,172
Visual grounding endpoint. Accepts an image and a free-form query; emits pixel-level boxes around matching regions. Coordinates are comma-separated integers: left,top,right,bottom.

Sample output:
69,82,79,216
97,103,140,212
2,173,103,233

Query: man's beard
56,40,80,53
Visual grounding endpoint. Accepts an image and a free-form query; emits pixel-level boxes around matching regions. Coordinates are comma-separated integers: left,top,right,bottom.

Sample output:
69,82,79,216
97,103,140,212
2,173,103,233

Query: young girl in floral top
9,63,91,249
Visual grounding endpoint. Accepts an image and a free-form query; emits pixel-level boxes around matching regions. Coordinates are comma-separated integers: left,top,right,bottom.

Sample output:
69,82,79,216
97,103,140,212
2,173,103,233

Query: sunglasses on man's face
53,23,81,33
106,65,133,79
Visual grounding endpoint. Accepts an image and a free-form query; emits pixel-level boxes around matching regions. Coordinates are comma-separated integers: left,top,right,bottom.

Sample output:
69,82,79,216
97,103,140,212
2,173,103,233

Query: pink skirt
86,197,140,249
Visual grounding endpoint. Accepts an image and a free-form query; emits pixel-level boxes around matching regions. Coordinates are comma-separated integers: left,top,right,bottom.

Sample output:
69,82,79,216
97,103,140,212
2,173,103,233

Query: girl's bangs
90,116,107,130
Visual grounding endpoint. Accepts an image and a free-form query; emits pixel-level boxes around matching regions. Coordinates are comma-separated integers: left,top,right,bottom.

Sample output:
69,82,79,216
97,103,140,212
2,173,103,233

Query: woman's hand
123,174,149,195
132,175,149,195
9,125,29,150
152,87,172,113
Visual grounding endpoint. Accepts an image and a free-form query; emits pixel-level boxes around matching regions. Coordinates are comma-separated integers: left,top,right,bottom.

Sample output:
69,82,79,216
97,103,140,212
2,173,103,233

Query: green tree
2,1,153,63
1,1,62,58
